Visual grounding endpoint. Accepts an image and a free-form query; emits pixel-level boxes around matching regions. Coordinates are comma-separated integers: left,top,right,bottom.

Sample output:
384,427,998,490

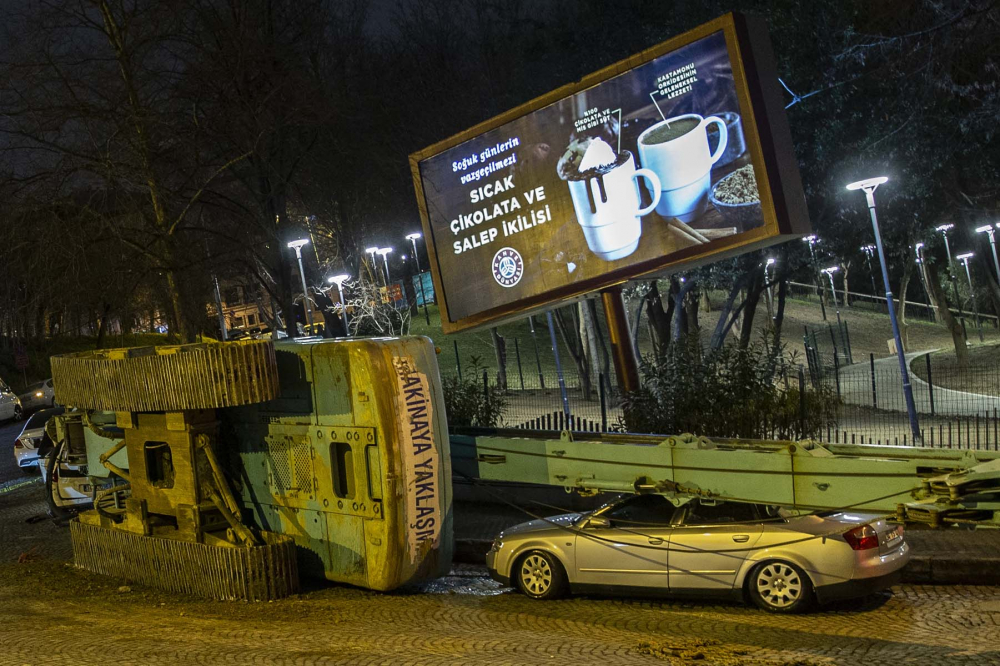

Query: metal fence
461,349,1000,450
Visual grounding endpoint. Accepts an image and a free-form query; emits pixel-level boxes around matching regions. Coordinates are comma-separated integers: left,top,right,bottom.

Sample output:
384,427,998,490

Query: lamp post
327,274,350,335
936,223,967,337
765,257,776,319
847,176,920,443
376,247,393,284
406,232,430,325
956,252,984,342
822,266,840,308
860,244,880,311
365,246,382,283
976,224,1000,287
914,242,935,322
802,235,827,321
287,238,313,335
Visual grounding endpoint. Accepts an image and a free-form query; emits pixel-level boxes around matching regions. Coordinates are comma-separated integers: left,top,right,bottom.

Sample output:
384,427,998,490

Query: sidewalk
453,498,1000,586
839,351,1000,417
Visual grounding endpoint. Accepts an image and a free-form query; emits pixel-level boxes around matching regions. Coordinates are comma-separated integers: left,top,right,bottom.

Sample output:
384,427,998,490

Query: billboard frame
410,12,808,334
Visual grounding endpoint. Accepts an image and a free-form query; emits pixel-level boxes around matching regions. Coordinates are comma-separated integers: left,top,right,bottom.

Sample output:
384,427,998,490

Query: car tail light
14,438,24,449
844,524,879,550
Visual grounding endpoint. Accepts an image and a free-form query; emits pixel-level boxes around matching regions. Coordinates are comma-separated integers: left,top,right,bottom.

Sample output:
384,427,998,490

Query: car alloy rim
520,554,552,596
756,563,802,608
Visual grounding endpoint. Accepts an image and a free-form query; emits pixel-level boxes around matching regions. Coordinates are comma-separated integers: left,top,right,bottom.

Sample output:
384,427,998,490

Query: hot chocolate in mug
637,113,728,223
566,151,661,261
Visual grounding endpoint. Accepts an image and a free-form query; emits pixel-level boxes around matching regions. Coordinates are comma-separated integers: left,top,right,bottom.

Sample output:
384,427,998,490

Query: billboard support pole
601,286,640,394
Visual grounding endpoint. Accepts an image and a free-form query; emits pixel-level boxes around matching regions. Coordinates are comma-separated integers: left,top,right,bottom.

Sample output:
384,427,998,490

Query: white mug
637,113,728,223
566,152,661,261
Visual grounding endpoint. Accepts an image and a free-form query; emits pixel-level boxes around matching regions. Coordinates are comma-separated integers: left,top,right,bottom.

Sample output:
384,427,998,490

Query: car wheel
515,550,567,600
13,405,22,421
748,561,813,613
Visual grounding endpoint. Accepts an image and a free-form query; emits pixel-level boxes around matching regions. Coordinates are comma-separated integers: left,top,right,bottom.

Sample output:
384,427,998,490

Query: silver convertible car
486,495,909,612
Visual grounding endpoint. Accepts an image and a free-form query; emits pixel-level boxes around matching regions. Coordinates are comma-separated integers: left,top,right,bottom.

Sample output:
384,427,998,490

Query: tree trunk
710,273,750,350
774,277,788,347
926,262,967,366
553,306,592,400
643,281,672,356
842,260,851,307
579,300,601,384
738,266,765,349
898,259,913,350
94,303,112,349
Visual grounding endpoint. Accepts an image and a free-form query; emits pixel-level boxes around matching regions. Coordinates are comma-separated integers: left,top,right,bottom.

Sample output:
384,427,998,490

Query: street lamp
847,176,920,443
936,223,967,336
365,246,382,283
976,224,1000,287
860,244,879,310
956,252,984,342
406,232,430,324
821,266,840,308
802,235,827,321
914,242,935,322
327,274,351,335
287,238,313,335
765,257,776,318
376,247,393,284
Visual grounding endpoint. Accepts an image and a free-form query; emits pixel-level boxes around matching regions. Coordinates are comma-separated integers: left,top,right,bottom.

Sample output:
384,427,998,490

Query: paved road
839,352,1000,418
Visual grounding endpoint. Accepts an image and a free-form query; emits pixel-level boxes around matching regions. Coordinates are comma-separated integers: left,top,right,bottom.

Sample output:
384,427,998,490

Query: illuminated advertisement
411,13,809,332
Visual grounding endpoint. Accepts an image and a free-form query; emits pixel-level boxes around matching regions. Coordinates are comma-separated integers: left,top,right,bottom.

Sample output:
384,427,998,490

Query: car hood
499,512,583,539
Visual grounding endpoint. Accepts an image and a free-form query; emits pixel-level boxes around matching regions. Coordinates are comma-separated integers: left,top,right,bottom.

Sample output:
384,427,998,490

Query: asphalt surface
4,418,1000,665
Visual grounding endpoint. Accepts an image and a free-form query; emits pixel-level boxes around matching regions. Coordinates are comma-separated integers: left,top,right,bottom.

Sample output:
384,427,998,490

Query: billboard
411,13,809,333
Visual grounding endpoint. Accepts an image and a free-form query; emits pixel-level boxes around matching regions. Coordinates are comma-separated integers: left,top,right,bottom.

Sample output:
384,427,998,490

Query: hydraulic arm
451,429,1000,528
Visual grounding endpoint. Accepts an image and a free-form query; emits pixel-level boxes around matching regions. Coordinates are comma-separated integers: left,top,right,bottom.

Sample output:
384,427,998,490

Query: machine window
331,441,355,499
144,441,174,489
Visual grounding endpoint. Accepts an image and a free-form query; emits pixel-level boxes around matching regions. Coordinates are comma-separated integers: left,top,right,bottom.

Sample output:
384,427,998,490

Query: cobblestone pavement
1,552,999,665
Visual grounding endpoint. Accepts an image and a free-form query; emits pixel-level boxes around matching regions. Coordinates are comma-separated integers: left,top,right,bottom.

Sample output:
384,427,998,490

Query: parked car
39,417,95,517
13,407,63,471
18,378,55,412
0,381,23,422
486,494,909,613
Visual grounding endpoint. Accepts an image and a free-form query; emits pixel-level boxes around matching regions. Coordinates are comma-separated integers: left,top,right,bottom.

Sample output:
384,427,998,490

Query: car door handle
648,538,664,545
732,535,750,543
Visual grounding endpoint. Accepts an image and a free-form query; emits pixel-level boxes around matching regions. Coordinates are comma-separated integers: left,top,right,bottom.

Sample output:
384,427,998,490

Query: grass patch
909,344,1000,396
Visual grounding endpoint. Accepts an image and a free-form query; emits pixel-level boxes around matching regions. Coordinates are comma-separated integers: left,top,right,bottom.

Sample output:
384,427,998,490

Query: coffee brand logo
492,247,523,288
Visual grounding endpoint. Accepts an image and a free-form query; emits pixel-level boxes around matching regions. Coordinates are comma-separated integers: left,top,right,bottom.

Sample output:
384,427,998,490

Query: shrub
620,333,838,441
441,358,507,428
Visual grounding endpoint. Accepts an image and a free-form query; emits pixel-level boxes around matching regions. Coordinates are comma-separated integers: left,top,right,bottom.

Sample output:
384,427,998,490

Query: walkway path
838,351,1000,417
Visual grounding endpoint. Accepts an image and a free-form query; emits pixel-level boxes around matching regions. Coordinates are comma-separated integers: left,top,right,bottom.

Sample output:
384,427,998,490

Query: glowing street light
935,223,967,337
287,238,313,334
913,242,935,322
956,252,984,342
365,246,382,283
376,247,393,283
976,224,1000,287
821,266,840,308
860,244,879,309
846,176,920,443
801,235,827,321
327,273,351,335
406,232,430,324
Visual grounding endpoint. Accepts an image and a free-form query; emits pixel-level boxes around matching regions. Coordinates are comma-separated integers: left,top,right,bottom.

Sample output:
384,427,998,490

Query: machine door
574,494,673,590
667,500,763,592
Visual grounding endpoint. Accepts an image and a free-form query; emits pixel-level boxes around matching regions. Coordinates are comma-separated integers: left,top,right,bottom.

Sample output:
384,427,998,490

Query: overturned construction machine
47,336,1000,601
49,337,451,600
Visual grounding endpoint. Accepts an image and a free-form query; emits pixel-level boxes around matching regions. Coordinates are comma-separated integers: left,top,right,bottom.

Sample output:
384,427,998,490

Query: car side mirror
585,516,611,529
